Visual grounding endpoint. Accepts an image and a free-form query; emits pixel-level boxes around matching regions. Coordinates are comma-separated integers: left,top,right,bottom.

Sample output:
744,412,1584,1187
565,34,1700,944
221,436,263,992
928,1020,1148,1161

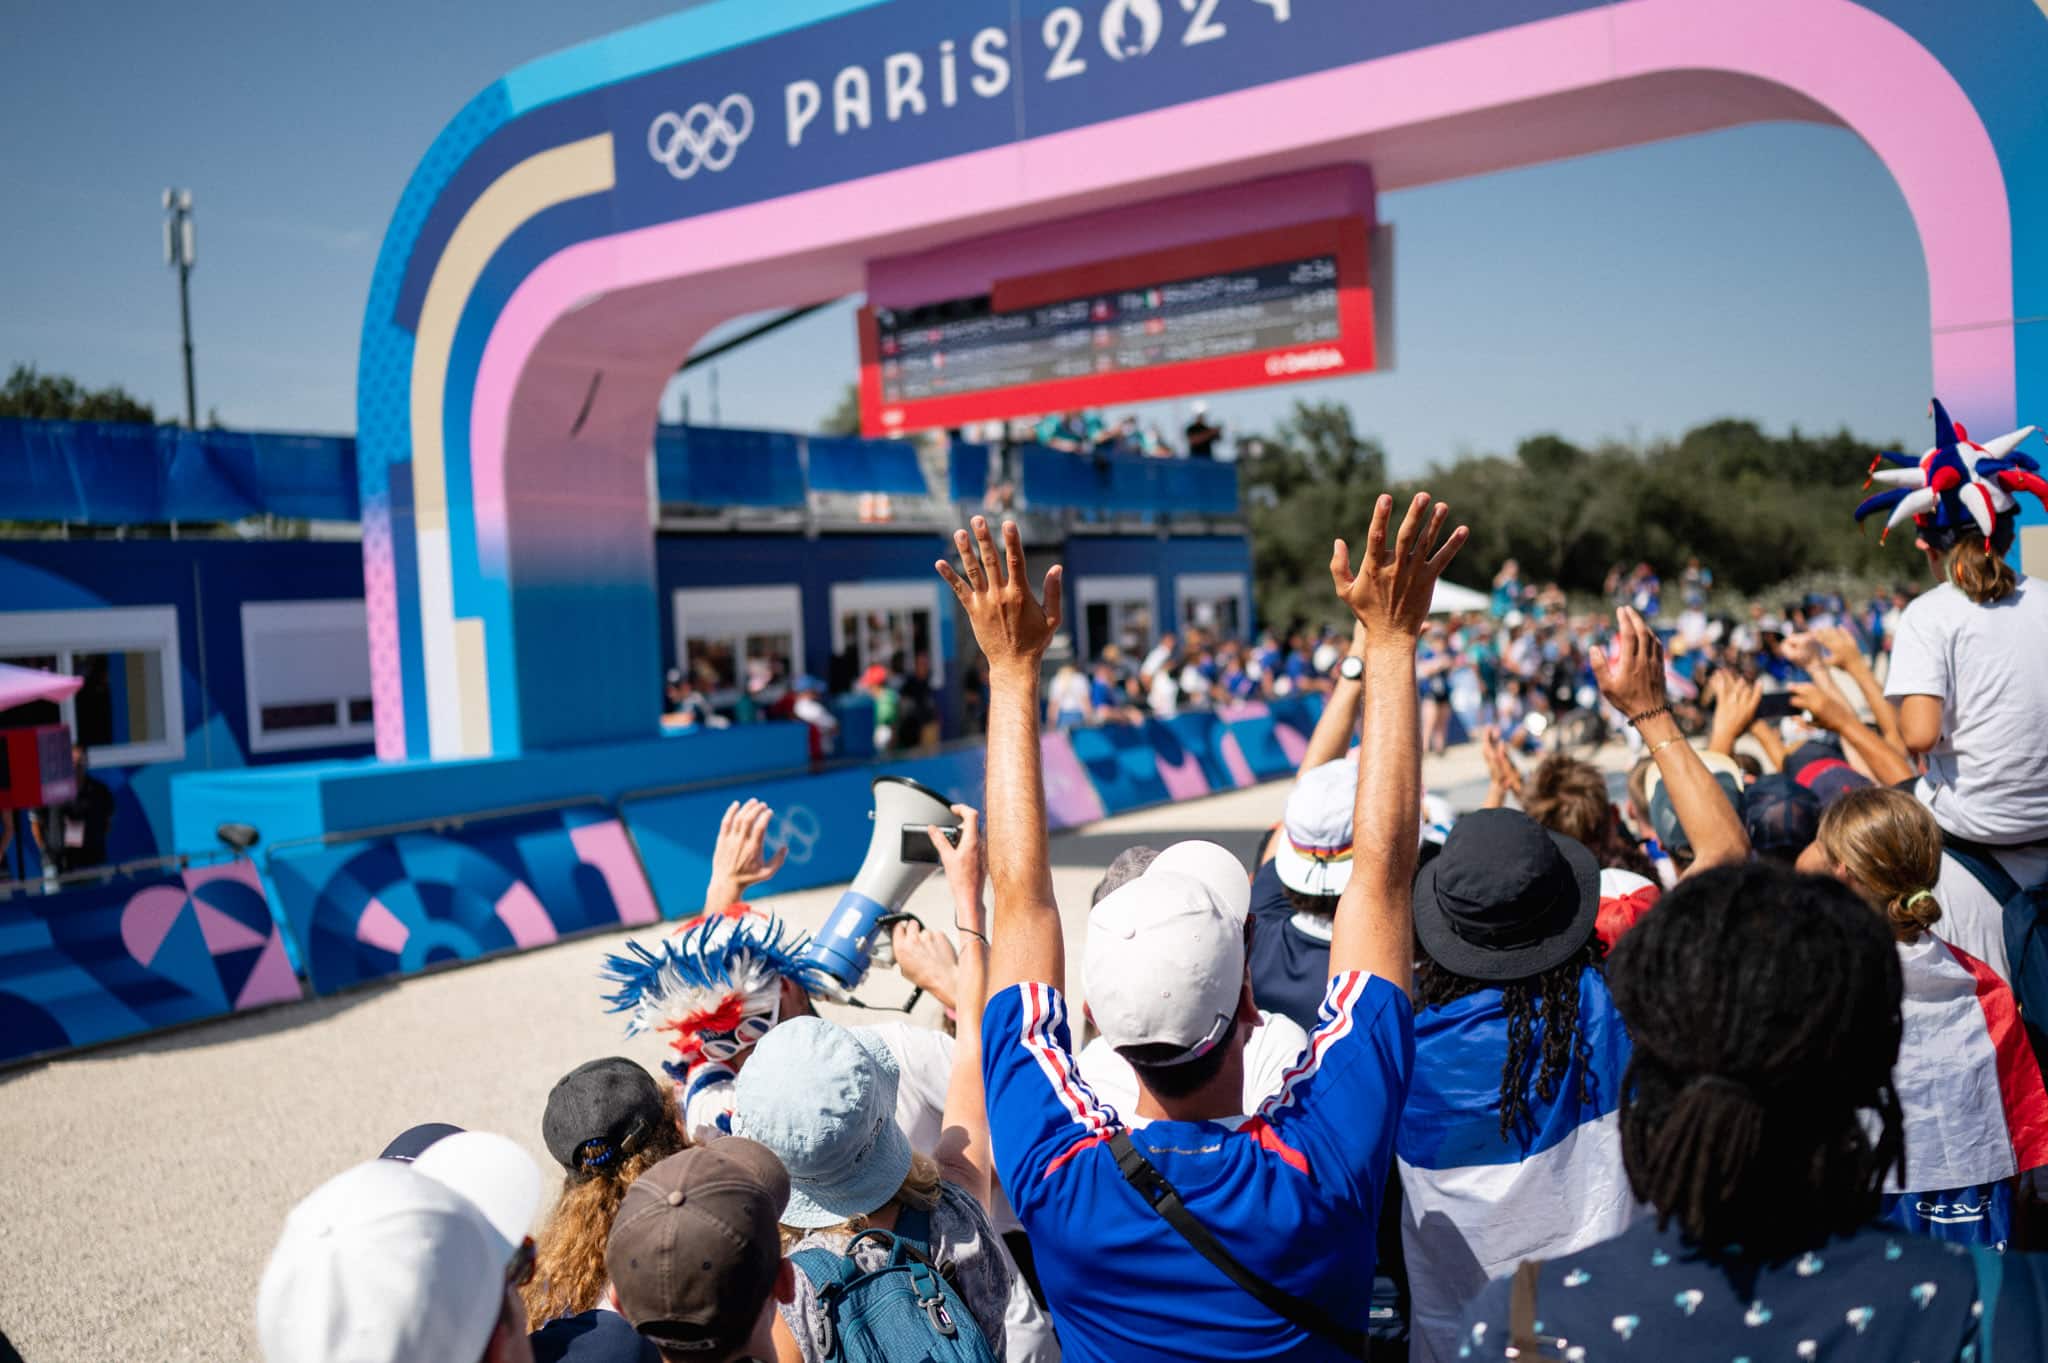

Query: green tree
818,382,862,436
0,364,158,423
1240,401,1392,629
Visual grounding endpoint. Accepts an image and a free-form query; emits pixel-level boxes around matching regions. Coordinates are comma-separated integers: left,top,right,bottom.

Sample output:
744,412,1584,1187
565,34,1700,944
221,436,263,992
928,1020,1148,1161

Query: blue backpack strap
891,1204,933,1256
1945,833,2025,904
1970,1244,2005,1363
791,1244,865,1293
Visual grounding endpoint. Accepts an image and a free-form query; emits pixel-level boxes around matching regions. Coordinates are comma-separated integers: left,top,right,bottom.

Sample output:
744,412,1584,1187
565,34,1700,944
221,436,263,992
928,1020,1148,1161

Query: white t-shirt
1929,846,2048,985
1047,670,1091,718
1072,1009,1312,1120
1886,576,2048,842
1148,670,1180,717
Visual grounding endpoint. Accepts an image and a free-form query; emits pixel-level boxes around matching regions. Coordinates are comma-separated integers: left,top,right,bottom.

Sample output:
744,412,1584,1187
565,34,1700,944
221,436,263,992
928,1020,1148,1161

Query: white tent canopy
1429,580,1490,614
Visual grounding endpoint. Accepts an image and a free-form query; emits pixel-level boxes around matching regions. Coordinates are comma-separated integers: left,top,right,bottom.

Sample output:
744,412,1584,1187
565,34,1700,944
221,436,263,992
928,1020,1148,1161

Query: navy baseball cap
378,1122,465,1162
1743,775,1822,864
1785,741,1874,806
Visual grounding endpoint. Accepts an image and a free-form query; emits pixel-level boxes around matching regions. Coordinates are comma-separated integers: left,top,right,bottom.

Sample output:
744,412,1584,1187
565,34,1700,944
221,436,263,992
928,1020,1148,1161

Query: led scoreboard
858,217,1373,436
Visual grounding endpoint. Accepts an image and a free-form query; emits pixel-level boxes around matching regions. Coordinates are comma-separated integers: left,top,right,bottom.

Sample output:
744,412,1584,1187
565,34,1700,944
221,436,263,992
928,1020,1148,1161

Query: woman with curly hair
1801,786,2048,1247
1396,808,1638,1363
523,1056,687,1330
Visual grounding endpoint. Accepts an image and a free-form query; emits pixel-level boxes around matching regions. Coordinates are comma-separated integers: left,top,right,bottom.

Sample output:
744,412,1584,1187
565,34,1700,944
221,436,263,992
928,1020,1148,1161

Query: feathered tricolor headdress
1854,398,2045,550
600,905,829,1080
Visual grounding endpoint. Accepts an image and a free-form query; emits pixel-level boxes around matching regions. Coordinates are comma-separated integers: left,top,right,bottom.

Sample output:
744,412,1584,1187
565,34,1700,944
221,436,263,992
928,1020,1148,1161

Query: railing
949,442,1240,519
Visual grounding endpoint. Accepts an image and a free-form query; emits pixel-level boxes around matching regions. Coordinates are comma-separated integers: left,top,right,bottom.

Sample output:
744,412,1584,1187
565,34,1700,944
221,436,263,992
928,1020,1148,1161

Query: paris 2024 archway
359,0,2048,762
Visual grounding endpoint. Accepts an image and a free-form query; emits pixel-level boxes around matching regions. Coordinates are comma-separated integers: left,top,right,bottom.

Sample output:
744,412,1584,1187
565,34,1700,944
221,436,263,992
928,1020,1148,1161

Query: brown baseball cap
606,1141,790,1357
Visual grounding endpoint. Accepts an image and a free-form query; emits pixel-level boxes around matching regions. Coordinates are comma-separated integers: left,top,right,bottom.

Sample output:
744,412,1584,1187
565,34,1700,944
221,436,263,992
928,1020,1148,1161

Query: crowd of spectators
259,435,2048,1363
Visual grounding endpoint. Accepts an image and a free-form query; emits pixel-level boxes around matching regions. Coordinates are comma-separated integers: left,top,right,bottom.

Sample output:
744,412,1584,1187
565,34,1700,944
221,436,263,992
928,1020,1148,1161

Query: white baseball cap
411,1130,544,1250
1147,839,1251,925
257,1159,518,1363
1084,866,1245,1063
1273,758,1358,898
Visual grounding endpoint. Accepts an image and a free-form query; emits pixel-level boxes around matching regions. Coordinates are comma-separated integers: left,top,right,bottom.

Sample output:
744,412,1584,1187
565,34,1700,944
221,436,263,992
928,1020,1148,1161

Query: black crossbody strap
1108,1130,1369,1358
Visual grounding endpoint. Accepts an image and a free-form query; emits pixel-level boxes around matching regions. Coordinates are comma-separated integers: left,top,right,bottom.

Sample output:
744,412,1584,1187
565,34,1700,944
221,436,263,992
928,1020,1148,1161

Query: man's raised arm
936,517,1066,997
1327,494,1467,997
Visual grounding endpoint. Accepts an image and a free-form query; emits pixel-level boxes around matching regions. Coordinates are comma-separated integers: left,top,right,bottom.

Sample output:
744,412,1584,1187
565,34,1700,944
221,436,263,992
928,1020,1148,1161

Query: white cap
1084,867,1244,1062
257,1159,515,1363
411,1130,543,1250
1148,840,1251,925
1273,758,1358,898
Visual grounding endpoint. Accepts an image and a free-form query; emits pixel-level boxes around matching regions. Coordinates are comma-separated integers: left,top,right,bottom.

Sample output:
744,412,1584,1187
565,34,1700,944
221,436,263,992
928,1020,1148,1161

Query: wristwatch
1338,655,1365,683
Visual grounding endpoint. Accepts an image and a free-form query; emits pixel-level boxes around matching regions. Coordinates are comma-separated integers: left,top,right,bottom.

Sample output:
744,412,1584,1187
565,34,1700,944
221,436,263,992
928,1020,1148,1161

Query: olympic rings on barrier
646,94,755,180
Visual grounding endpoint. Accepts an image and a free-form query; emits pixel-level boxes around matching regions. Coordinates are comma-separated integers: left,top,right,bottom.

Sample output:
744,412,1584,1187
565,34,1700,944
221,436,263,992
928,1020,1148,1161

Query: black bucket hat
1413,808,1600,981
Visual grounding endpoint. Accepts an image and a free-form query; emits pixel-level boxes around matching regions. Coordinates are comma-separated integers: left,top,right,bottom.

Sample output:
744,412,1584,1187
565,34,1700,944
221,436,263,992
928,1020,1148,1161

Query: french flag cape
1396,966,1641,1363
1882,932,2048,1247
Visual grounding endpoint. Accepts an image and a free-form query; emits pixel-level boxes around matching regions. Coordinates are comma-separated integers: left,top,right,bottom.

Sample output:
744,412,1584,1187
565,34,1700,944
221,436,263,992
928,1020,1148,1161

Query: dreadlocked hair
1521,754,1660,885
1606,863,1905,1259
1415,932,1608,1142
522,1086,688,1327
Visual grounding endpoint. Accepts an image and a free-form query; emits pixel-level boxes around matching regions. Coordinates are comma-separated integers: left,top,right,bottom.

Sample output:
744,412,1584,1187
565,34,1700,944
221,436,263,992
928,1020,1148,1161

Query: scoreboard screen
858,217,1373,435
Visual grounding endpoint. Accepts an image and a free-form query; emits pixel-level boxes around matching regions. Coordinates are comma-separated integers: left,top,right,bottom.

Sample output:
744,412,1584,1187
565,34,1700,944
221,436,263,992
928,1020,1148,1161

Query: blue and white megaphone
801,776,963,997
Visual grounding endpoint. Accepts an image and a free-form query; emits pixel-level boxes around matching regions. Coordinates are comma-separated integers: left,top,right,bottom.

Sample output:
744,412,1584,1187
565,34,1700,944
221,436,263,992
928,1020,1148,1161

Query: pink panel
195,902,269,955
356,897,410,953
120,886,188,967
1039,733,1109,831
1156,750,1212,803
1275,725,1310,768
1217,701,1272,723
568,819,661,926
494,880,559,949
868,165,1374,308
1219,731,1258,788
233,935,302,1010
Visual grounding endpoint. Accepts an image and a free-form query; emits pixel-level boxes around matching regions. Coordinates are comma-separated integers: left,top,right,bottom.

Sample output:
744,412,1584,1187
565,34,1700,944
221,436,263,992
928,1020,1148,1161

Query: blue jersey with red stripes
982,972,1413,1362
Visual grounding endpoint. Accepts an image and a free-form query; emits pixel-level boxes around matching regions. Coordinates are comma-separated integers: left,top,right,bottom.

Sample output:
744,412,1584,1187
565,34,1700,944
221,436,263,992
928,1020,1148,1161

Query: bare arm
930,808,994,1208
1595,608,1750,877
935,518,1065,997
1898,694,1944,756
1327,494,1469,996
1747,720,1788,772
1791,682,1918,786
1298,620,1367,772
1818,626,1907,756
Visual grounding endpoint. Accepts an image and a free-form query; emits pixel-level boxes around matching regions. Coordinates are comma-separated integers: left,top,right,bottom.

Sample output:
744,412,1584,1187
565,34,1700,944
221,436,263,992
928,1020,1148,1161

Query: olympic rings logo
765,805,820,867
646,94,754,180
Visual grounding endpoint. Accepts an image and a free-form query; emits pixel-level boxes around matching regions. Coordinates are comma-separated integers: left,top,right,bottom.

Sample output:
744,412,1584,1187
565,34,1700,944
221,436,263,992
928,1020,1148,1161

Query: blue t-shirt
1460,1219,2048,1362
1247,859,1334,1034
529,1309,660,1363
983,973,1414,1361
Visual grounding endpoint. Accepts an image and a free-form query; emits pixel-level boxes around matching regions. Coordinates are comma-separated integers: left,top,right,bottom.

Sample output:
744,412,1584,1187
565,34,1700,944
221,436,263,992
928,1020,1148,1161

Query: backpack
1944,834,2048,1081
789,1205,998,1363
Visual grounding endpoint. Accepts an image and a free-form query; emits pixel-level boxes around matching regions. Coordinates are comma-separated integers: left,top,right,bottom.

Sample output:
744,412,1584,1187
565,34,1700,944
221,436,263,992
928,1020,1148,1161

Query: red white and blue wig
601,905,829,1081
1855,398,2045,552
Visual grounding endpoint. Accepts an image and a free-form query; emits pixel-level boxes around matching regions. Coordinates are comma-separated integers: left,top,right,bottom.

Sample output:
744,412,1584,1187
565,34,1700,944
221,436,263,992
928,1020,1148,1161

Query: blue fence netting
0,420,360,523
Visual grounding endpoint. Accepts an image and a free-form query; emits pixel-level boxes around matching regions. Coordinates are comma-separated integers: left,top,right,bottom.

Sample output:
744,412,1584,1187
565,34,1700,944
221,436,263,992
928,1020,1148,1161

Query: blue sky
2,1,1934,470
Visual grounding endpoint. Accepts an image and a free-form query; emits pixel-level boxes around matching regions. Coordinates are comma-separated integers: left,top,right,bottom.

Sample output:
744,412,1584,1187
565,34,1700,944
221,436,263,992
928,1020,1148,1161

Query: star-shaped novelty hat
1854,398,2045,551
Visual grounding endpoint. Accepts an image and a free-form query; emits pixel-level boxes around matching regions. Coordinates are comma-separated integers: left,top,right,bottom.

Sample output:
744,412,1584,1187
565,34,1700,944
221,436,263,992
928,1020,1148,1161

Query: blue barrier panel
0,419,359,523
0,859,301,1067
1015,443,1238,517
1163,712,1240,791
1067,723,1171,813
807,435,927,495
620,748,988,915
265,806,660,996
654,425,806,508
949,443,991,503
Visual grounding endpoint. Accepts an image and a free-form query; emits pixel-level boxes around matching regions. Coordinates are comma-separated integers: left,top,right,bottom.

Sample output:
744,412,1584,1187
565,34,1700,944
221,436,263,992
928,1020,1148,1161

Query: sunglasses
506,1236,537,1290
696,995,781,1063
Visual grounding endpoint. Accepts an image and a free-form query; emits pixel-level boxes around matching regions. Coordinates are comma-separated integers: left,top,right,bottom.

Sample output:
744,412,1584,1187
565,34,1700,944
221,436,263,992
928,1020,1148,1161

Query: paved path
0,739,1543,1361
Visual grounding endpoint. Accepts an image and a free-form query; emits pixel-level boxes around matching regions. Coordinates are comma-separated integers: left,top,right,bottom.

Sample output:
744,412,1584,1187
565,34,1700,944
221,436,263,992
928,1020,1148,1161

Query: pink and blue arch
361,0,2048,762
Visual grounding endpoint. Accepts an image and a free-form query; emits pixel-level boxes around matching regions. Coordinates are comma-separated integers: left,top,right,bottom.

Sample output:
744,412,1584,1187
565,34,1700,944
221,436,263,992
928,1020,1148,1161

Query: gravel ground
0,744,1521,1361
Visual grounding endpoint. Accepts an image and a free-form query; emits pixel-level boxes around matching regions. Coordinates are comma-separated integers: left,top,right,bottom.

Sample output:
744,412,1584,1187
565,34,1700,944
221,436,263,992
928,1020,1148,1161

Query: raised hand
928,805,987,942
937,517,1064,674
1591,607,1668,720
1707,670,1763,755
702,797,785,913
1329,492,1469,640
1481,725,1524,807
1814,625,1868,673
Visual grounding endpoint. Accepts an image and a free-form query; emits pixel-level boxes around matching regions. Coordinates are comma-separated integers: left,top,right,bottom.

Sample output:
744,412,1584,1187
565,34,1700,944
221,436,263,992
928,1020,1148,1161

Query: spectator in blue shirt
935,495,1468,1361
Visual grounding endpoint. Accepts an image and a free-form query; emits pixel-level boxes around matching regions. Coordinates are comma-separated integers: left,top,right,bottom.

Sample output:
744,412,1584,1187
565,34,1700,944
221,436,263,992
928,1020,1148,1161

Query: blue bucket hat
730,1016,912,1230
